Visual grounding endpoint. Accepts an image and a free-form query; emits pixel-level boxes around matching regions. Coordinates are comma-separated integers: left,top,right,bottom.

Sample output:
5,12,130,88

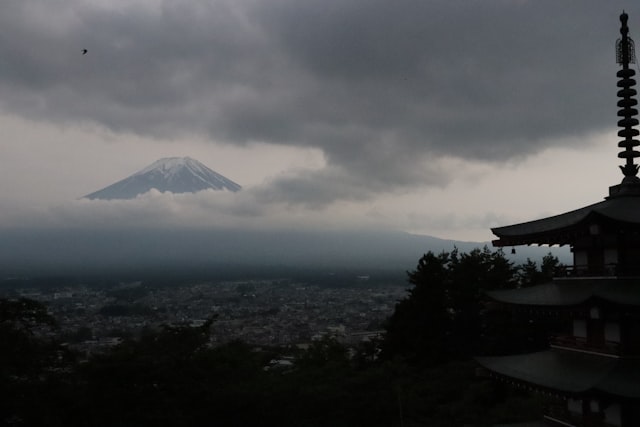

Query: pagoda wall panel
605,322,621,343
604,248,619,267
574,319,587,338
605,403,622,427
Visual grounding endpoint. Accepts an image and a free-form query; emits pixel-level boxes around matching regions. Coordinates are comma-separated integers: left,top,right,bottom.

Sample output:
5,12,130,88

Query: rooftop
486,277,640,306
477,350,640,398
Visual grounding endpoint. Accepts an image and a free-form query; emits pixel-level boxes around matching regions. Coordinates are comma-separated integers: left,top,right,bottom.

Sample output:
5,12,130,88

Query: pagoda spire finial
616,12,640,182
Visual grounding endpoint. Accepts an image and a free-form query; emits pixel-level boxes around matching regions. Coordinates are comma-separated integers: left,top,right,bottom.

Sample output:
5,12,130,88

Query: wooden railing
559,263,640,278
544,402,621,427
550,335,620,357
558,264,618,278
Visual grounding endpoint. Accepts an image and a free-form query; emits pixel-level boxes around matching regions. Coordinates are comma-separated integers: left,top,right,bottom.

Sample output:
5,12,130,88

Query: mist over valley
0,226,568,280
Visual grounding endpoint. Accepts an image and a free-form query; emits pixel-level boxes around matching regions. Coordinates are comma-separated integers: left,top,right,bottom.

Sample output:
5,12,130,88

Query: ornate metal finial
616,12,640,182
617,12,635,64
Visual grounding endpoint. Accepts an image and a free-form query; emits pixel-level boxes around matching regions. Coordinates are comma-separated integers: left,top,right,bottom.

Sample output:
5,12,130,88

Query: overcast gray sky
0,1,637,241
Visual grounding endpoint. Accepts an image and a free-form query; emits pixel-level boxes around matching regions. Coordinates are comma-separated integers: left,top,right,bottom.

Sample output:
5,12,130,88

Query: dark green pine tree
381,251,453,365
0,298,74,426
517,253,562,287
381,247,518,365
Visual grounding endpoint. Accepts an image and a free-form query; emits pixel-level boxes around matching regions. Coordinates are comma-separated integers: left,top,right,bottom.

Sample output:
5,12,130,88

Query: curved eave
492,195,640,247
485,279,640,307
492,423,548,427
491,203,602,247
477,350,640,398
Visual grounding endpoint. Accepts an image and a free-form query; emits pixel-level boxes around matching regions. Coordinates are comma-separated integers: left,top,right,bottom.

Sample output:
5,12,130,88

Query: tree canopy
381,247,560,364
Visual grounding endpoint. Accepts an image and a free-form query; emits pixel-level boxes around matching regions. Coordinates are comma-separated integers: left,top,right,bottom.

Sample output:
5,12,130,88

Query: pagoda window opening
588,247,606,276
604,248,619,272
573,319,587,339
587,318,606,349
605,403,623,427
620,246,640,276
573,249,589,276
605,321,621,343
568,397,582,415
568,230,627,276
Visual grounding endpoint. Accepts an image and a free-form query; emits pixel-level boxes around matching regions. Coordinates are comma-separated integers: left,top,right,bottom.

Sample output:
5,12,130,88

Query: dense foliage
381,248,562,364
1,248,559,426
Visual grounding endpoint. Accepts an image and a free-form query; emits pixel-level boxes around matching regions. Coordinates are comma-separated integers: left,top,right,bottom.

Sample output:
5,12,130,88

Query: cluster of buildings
6,278,406,352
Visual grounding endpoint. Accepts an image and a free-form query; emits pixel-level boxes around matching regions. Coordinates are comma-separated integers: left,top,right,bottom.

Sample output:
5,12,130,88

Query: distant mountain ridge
83,157,241,200
0,227,571,278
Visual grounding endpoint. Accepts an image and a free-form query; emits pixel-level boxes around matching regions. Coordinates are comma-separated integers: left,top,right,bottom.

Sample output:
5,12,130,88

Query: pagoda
477,13,640,427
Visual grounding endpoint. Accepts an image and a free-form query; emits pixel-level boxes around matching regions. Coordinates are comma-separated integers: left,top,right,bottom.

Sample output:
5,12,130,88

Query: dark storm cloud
0,0,631,203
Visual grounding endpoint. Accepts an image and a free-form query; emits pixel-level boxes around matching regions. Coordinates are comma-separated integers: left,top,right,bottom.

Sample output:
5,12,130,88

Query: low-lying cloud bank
0,224,568,278
0,189,570,278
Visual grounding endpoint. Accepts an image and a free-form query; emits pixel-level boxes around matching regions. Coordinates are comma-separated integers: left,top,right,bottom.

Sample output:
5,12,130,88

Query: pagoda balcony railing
544,413,620,427
558,264,628,278
543,404,576,427
550,335,621,357
544,401,620,427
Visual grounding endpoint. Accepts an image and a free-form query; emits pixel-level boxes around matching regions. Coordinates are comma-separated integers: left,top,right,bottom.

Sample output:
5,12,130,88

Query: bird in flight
82,49,88,55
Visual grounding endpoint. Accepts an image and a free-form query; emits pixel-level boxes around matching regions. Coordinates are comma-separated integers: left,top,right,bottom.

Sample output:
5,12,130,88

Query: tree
381,251,451,364
297,335,349,370
540,253,562,281
0,298,75,426
0,298,58,379
517,253,562,287
381,247,517,365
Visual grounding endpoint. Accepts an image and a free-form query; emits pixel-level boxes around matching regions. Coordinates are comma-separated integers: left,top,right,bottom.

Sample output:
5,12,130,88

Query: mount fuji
83,157,242,200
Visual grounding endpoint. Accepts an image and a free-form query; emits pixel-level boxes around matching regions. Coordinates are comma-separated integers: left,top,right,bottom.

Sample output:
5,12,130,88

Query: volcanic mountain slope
83,157,241,200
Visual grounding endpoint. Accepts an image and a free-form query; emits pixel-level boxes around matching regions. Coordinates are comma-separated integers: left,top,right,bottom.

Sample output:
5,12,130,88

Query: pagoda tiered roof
486,278,640,306
477,350,640,399
491,185,640,247
492,423,548,427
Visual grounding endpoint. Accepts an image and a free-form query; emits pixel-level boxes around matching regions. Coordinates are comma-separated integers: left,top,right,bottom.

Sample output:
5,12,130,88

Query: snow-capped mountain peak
83,157,241,200
135,157,203,178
